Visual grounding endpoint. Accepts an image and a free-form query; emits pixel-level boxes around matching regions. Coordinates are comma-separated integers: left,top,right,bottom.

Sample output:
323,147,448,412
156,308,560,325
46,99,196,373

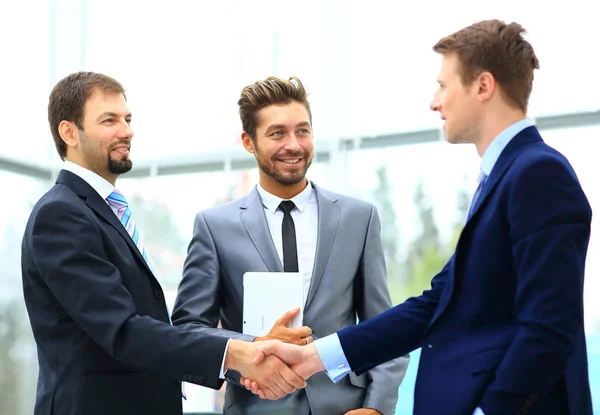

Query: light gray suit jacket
172,183,408,415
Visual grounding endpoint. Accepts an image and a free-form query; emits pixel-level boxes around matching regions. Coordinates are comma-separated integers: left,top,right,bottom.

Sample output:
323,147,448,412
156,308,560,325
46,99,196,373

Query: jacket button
154,289,163,300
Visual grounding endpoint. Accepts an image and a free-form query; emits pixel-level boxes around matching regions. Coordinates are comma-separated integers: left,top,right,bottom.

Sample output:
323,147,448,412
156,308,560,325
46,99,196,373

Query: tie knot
477,171,487,184
106,189,129,209
278,200,295,214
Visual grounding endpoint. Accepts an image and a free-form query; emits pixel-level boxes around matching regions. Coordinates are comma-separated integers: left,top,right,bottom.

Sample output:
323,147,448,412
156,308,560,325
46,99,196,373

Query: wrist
224,340,246,371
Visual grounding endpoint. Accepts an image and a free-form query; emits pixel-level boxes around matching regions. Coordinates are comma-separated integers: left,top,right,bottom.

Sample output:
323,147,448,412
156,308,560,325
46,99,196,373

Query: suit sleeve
28,200,228,390
478,157,591,414
171,211,253,342
354,205,410,415
338,252,451,375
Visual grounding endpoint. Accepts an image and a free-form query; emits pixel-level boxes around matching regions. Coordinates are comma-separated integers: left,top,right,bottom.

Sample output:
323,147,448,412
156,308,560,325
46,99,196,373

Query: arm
337,255,451,375
354,206,409,415
172,212,312,346
28,200,304,397
478,157,591,414
171,211,254,341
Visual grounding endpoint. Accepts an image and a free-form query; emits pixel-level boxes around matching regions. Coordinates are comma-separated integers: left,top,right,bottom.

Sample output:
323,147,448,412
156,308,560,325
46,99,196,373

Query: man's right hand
254,307,313,346
224,339,306,400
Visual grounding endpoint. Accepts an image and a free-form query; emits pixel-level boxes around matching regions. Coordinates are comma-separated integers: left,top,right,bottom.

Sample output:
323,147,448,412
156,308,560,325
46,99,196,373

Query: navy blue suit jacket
21,170,228,415
337,127,593,415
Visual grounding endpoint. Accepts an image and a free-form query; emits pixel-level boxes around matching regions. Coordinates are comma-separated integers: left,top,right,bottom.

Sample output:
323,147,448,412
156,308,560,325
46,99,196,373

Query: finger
252,349,267,364
240,377,251,390
291,337,308,346
265,378,287,400
257,389,266,399
274,307,301,327
250,380,260,394
261,384,277,400
290,326,312,338
277,361,307,389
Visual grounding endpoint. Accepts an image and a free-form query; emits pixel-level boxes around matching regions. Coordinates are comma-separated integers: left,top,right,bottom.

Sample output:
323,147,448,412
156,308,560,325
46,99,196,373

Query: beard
108,153,132,175
255,149,312,186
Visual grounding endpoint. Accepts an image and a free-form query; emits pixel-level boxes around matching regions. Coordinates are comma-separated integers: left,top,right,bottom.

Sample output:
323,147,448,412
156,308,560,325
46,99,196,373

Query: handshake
223,307,326,400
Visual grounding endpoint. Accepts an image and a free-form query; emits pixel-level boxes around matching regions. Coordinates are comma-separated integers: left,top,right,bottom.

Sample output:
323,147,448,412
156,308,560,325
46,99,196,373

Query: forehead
438,53,461,78
83,89,129,118
256,101,310,130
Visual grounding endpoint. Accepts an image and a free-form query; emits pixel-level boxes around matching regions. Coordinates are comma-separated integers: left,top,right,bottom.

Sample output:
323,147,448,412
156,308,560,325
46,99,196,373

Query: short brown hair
238,76,311,140
48,71,125,160
433,19,540,111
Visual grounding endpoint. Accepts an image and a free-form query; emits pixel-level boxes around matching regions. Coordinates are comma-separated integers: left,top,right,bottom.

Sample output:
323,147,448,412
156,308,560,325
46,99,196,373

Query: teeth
282,159,299,164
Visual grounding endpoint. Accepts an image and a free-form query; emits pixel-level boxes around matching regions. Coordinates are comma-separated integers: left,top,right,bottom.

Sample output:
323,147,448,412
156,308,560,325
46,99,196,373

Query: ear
241,131,256,154
476,71,495,102
58,120,80,149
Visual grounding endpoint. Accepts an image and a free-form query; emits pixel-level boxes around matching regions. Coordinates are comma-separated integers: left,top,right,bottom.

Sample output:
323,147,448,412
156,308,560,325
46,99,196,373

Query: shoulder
510,140,578,181
314,184,376,215
195,194,251,223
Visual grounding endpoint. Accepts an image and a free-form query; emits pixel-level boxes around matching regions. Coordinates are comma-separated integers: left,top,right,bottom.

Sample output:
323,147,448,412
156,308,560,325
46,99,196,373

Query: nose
118,120,134,139
430,91,441,112
283,133,301,151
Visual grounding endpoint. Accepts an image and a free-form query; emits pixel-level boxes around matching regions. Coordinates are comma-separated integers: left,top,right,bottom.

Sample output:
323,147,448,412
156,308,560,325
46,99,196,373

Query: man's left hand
344,409,382,415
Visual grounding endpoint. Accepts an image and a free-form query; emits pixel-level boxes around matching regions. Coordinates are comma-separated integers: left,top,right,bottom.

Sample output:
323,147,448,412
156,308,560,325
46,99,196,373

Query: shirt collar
481,118,533,177
257,180,314,214
62,160,116,200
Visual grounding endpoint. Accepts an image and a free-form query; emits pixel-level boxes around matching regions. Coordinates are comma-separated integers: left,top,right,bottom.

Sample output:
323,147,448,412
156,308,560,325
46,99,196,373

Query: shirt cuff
219,338,231,379
313,333,352,383
473,407,485,415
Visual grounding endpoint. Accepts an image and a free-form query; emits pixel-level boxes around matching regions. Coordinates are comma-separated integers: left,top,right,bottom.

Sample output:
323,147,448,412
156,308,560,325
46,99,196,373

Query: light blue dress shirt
314,119,534,415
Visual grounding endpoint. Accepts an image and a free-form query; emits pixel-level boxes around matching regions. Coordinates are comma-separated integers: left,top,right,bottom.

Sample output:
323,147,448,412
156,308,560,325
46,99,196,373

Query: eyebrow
96,112,132,122
265,122,311,134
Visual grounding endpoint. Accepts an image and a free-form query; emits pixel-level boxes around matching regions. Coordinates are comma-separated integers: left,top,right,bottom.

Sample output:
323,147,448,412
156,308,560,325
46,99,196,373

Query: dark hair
48,71,125,160
238,76,311,140
433,19,540,111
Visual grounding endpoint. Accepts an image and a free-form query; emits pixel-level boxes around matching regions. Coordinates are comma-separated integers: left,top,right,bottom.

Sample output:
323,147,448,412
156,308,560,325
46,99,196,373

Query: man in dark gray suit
172,76,408,415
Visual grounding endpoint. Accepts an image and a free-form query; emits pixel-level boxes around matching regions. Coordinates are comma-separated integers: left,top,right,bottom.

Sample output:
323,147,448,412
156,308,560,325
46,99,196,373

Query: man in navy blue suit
245,19,594,415
21,72,304,415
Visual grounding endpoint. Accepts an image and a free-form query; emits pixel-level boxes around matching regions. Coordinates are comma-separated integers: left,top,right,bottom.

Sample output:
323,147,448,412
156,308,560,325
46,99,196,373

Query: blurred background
1,0,598,413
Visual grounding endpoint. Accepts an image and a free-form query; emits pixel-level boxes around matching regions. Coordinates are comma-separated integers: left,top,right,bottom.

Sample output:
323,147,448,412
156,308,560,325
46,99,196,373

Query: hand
254,307,313,346
224,339,306,400
344,409,382,415
240,340,325,396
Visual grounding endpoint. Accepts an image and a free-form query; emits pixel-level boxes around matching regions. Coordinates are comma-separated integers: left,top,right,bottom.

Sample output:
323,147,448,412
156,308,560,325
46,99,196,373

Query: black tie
279,200,299,272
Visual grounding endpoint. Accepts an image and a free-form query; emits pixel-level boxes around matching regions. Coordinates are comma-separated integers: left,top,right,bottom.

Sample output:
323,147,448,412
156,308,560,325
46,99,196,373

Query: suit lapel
304,183,340,310
465,126,542,224
56,170,155,277
239,188,283,272
429,127,543,328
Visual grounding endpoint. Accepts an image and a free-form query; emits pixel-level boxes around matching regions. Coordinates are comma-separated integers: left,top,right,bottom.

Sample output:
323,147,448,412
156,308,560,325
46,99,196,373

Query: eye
298,128,310,135
125,119,132,125
102,118,114,124
271,131,283,137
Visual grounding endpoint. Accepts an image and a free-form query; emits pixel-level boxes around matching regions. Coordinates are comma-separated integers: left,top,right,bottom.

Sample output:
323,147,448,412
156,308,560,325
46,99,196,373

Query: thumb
252,340,281,364
274,307,301,327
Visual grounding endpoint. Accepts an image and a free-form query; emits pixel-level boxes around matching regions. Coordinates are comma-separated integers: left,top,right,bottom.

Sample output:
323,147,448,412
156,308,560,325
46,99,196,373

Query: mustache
273,151,306,158
108,141,131,151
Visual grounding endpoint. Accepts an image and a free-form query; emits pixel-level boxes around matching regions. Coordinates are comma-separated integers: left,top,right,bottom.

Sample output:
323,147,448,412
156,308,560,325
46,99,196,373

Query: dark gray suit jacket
173,183,408,415
21,170,228,415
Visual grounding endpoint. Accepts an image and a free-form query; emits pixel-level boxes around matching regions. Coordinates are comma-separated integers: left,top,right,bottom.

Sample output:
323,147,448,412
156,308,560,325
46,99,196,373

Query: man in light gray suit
172,76,408,415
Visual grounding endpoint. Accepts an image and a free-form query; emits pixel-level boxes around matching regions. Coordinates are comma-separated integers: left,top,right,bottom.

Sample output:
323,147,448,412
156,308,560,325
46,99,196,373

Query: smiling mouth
111,145,130,154
277,158,302,165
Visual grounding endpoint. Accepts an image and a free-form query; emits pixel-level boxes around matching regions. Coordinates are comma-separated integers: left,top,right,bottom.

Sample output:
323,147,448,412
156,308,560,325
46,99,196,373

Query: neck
259,175,308,200
65,156,118,186
474,108,526,157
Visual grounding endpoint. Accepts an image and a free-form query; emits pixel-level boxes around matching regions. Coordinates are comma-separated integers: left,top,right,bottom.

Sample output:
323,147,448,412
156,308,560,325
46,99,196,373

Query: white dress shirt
62,160,115,201
256,181,318,307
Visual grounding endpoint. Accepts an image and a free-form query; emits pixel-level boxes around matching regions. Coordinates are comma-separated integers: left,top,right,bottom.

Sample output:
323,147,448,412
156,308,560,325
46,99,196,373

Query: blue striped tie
106,189,157,274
